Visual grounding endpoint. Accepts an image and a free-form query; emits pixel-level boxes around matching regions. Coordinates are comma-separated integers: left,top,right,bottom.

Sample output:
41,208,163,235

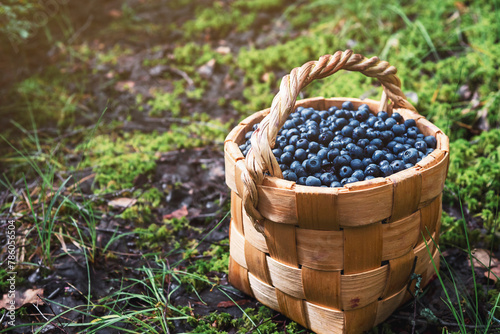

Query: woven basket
224,50,449,334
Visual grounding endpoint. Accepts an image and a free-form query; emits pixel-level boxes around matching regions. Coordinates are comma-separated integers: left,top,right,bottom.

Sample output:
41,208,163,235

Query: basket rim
226,96,449,194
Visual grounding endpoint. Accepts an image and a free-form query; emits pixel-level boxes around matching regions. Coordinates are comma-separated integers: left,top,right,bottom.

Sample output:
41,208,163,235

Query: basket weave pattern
225,52,449,334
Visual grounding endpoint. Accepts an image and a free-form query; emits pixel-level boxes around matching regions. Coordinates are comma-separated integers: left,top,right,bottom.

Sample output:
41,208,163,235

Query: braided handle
242,50,416,233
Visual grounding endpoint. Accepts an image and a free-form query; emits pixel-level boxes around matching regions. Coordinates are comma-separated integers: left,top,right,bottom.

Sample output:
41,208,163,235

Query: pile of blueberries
239,101,437,187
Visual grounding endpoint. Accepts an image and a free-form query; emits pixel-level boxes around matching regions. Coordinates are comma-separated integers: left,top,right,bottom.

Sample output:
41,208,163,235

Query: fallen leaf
108,9,122,18
114,80,135,92
470,249,500,269
163,205,188,219
485,267,500,282
0,288,44,310
217,300,251,308
197,59,216,79
109,197,137,208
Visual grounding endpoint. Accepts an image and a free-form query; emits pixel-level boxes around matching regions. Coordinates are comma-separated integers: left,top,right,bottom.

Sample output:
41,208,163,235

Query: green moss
444,129,500,234
76,117,228,193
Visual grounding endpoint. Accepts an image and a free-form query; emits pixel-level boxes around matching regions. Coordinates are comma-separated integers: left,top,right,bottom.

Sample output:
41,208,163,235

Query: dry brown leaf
109,197,137,208
163,205,188,220
470,249,500,268
217,300,251,308
0,288,44,310
485,267,500,283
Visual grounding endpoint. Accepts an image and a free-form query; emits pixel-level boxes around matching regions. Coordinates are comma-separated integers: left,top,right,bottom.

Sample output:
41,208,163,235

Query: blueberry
318,131,334,145
357,138,370,148
380,130,395,143
286,128,300,138
320,173,335,185
294,148,307,161
327,148,340,162
393,143,405,154
350,159,364,170
252,123,260,130
301,108,315,119
385,117,397,128
239,144,248,152
426,148,434,155
365,164,380,177
391,112,403,123
374,120,387,131
333,155,350,169
306,176,322,187
342,101,354,110
306,129,319,141
272,148,283,157
293,118,304,126
342,137,354,146
295,166,308,177
424,135,437,149
304,157,322,173
366,128,380,140
283,120,295,129
372,150,386,164
280,152,294,165
367,116,377,127
405,138,416,146
245,131,254,140
283,170,298,182
296,138,309,149
406,128,418,139
308,141,320,153
317,148,329,160
276,135,287,148
364,145,378,157
297,176,307,185
322,159,331,167
310,113,322,124
329,140,343,150
318,110,329,119
405,163,414,169
377,111,389,121
385,153,396,162
352,169,365,181
284,145,295,153
335,118,348,129
404,119,417,128
328,106,339,113
352,127,367,140
370,138,383,148
345,177,359,184
281,129,288,137
390,160,405,173
279,163,288,171
392,124,406,136
339,166,353,178
394,136,405,144
289,135,300,146
349,145,364,159
402,148,419,164
349,120,360,128
379,164,393,177
355,109,369,122
364,175,375,181
362,157,373,168
414,140,428,153
330,181,342,188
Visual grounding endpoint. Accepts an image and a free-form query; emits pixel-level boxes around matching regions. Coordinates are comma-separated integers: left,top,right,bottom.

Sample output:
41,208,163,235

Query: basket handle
242,50,417,233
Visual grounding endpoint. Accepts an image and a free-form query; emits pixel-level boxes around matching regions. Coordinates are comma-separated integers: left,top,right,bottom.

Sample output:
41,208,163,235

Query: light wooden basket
224,50,449,334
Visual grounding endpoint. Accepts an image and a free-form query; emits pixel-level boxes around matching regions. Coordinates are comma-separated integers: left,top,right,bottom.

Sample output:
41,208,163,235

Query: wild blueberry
284,145,295,153
296,138,309,149
377,111,389,121
352,170,365,181
424,135,437,149
295,166,308,177
339,166,353,178
405,138,416,146
309,141,320,153
374,120,387,131
390,160,404,173
294,148,307,161
304,157,322,173
392,124,405,136
350,159,364,170
277,135,288,149
355,109,369,122
318,131,334,145
317,148,329,160
327,148,340,162
352,127,367,140
365,164,380,177
335,118,348,128
320,173,335,185
404,119,417,128
364,145,378,157
402,148,419,164
342,101,354,110
306,128,319,141
310,113,322,124
280,152,293,165
349,120,360,128
391,112,403,123
297,176,307,185
406,128,418,139
379,164,393,177
370,138,383,148
393,143,405,154
283,120,295,129
380,130,395,143
286,128,300,138
283,170,298,182
414,140,428,153
333,155,350,169
357,138,370,148
385,117,397,128
372,150,386,164
272,148,283,157
362,157,373,168
306,176,322,187
289,135,300,146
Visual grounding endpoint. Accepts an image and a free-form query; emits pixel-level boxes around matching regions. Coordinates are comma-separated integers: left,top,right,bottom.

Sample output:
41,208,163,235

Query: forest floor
1,0,500,333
